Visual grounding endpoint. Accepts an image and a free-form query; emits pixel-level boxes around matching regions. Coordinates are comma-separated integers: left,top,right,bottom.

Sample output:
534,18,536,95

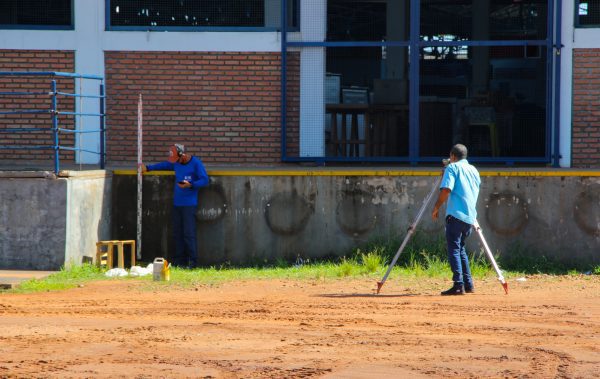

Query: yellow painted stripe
113,169,600,177
479,171,600,177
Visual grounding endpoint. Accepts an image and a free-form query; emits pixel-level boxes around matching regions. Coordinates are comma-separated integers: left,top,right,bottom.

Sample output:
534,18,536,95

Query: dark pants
172,205,198,268
445,215,474,289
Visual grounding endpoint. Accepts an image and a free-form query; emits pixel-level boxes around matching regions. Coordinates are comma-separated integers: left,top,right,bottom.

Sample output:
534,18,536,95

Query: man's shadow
314,292,434,299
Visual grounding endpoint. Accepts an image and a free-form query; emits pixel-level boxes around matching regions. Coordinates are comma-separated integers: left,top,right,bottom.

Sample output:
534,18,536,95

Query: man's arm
146,161,174,172
432,188,451,220
190,160,209,189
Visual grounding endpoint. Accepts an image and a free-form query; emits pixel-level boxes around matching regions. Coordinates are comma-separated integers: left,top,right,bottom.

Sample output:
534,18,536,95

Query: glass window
0,0,72,29
576,1,600,27
108,0,298,29
419,45,547,158
327,0,409,42
421,0,547,41
325,46,410,158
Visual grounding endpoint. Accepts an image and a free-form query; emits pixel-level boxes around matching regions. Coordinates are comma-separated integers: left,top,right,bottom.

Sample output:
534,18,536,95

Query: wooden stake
136,94,143,261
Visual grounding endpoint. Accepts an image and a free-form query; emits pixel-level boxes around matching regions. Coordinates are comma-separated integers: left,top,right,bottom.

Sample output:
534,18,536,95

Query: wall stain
197,183,227,223
265,191,314,235
484,192,529,236
573,188,600,236
336,189,378,236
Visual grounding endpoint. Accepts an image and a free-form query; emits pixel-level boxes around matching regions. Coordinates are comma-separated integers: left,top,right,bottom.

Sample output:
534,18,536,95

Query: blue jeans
172,206,198,268
445,216,474,289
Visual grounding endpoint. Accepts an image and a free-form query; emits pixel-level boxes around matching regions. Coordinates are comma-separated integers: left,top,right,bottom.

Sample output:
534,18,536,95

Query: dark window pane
109,0,298,28
326,46,410,157
0,0,72,27
421,0,547,41
419,45,547,158
327,0,409,42
577,1,600,26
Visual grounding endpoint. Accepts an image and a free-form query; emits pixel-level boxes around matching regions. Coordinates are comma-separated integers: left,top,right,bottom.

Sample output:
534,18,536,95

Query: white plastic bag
105,268,128,277
129,265,152,277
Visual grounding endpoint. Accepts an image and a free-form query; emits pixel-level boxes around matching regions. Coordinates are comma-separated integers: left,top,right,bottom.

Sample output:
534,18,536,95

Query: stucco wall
2,169,598,270
112,171,600,268
65,171,112,267
0,171,112,270
0,172,67,269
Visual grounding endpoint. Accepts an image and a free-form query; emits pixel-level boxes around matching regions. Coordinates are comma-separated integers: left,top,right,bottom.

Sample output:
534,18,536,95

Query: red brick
105,51,300,165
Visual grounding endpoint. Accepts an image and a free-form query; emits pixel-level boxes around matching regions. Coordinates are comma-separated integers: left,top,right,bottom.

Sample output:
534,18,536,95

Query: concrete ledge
58,170,112,179
0,171,57,179
0,270,56,290
112,173,600,267
113,168,600,177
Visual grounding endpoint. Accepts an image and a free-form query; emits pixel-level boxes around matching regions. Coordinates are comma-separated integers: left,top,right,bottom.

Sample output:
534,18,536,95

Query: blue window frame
281,0,561,166
106,0,299,32
0,0,73,30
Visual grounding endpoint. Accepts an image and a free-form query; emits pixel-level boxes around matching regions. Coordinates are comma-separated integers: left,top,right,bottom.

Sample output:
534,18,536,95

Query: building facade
0,1,599,168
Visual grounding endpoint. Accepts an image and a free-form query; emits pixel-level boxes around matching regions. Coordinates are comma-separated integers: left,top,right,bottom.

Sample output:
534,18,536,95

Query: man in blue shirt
142,144,210,268
432,144,481,295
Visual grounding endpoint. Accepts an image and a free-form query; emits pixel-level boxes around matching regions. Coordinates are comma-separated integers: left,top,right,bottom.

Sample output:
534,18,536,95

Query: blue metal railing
0,72,106,173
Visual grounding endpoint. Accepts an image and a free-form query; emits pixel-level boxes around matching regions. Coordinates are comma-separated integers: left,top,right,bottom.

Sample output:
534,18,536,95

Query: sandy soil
0,275,599,378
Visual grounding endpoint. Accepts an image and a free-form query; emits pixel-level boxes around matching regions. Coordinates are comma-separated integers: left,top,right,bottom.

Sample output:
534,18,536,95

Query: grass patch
10,236,593,293
359,247,386,274
498,242,599,275
12,264,106,293
337,257,356,277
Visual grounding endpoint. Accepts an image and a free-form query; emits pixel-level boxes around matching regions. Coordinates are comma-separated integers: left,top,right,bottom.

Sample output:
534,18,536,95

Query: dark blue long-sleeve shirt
147,156,209,206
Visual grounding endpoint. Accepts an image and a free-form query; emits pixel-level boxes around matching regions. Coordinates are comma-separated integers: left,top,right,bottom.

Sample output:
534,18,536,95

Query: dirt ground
0,275,599,378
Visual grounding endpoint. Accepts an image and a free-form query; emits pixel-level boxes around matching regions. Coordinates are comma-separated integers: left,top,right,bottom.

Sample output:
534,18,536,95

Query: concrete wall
0,172,67,269
65,171,112,267
0,171,112,270
112,171,600,268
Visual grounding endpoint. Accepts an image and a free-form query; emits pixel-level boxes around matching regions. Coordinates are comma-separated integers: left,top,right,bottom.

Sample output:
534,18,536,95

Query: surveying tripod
376,168,508,295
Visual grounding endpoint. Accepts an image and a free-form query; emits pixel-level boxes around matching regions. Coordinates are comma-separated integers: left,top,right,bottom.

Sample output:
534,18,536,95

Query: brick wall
572,49,600,168
105,51,300,166
0,50,75,166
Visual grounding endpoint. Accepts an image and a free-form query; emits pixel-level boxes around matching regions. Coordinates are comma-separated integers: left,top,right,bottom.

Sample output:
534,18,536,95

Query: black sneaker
465,287,475,294
441,284,465,296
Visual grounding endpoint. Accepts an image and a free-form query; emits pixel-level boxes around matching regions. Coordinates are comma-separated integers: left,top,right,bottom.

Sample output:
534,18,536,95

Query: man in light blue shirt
432,144,481,295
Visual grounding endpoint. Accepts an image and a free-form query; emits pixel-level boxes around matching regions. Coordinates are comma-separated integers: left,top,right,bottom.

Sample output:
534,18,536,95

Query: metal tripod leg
376,175,442,294
473,220,509,294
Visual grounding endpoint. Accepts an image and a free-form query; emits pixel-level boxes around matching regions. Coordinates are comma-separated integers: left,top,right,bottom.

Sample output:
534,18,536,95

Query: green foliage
16,236,591,293
359,247,386,274
337,257,356,277
274,257,289,268
594,266,600,275
500,243,570,274
469,250,493,277
422,254,447,277
13,263,106,293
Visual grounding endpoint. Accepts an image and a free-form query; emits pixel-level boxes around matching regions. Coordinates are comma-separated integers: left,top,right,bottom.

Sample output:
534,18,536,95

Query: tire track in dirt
0,276,599,378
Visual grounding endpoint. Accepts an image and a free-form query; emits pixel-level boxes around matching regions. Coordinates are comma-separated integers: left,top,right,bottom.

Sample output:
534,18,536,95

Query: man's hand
431,188,451,221
177,180,192,189
432,207,440,221
139,163,148,173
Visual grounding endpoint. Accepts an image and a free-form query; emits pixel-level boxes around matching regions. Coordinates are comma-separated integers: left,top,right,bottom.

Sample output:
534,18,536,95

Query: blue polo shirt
147,156,209,207
440,159,481,225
